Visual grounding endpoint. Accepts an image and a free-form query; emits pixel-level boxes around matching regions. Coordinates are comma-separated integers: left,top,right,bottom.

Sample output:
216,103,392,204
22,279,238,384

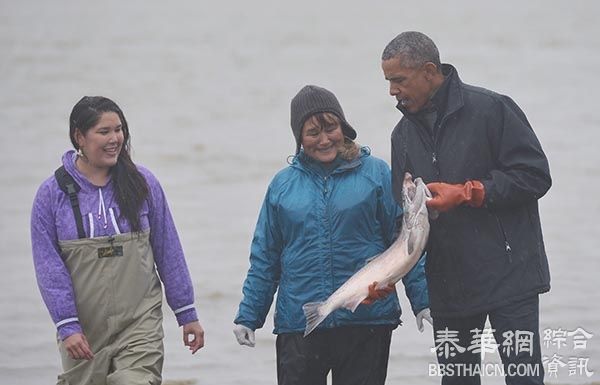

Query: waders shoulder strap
54,166,86,239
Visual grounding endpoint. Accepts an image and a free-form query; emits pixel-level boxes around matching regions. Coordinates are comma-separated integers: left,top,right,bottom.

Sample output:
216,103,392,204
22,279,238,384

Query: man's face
382,56,435,113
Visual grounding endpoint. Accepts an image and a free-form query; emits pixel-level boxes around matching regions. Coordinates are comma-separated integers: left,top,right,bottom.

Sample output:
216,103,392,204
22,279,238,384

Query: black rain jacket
391,64,551,318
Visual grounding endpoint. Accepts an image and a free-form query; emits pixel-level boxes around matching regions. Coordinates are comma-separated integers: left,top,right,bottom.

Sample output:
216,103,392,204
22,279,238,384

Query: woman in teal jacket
233,85,429,385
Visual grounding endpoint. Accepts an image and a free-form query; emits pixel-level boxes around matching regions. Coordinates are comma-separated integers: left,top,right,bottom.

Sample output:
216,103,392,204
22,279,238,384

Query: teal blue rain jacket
235,148,429,334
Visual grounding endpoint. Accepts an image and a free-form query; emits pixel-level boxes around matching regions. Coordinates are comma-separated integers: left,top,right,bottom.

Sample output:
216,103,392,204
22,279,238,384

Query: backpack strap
54,166,86,239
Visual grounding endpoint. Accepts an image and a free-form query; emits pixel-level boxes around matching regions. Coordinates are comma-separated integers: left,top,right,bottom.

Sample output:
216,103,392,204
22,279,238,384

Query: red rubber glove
361,281,396,305
426,181,485,213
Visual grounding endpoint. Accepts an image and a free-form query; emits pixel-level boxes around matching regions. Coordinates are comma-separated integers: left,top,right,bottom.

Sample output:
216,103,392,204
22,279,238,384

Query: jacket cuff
58,321,83,341
412,304,429,316
175,307,198,326
466,180,485,208
234,320,257,331
480,179,494,207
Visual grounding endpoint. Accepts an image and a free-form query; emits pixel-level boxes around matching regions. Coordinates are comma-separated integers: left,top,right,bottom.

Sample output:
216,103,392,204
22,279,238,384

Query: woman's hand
361,281,396,305
416,308,433,332
183,321,205,354
63,333,94,360
233,324,256,347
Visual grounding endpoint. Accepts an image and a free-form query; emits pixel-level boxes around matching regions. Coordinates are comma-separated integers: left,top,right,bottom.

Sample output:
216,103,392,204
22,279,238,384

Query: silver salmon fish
302,173,431,336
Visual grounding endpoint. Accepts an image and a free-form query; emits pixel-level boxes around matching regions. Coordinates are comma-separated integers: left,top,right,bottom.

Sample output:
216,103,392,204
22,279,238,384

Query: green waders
56,231,164,385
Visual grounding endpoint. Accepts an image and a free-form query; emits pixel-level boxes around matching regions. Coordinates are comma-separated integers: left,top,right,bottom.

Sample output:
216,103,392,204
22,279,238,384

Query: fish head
402,173,432,225
401,173,432,257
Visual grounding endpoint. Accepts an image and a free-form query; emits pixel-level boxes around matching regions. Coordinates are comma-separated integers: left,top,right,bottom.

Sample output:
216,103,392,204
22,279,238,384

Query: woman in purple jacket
31,96,204,385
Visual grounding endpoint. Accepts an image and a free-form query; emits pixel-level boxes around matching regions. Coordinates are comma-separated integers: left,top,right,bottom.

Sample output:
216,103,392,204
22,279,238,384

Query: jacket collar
440,63,465,120
396,63,465,123
291,147,368,176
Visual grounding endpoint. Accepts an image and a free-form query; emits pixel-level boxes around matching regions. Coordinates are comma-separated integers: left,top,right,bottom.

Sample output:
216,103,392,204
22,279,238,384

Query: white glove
416,308,433,332
233,324,255,347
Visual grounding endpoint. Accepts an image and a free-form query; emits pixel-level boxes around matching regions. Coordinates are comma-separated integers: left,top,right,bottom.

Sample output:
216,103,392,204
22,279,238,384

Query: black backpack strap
54,166,86,239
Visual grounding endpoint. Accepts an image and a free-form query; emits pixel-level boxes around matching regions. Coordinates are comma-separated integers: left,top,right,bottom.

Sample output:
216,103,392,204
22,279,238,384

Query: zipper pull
505,241,512,263
432,152,437,165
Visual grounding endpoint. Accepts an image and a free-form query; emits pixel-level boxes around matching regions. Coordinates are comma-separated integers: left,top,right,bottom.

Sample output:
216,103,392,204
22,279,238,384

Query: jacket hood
62,150,113,192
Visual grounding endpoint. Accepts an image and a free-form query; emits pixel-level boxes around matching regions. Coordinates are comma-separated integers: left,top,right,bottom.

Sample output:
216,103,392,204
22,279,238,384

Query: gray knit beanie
290,85,357,154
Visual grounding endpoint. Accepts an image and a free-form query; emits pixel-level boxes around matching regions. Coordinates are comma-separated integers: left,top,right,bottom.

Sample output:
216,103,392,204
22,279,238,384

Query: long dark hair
69,96,149,232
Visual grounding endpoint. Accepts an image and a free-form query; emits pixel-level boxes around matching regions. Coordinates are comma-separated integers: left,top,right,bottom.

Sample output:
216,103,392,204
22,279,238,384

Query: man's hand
233,324,255,347
361,281,396,305
183,321,205,354
426,181,485,212
63,332,94,361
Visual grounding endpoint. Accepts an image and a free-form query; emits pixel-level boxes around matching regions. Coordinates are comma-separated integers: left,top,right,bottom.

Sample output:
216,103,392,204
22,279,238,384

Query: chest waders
54,167,164,385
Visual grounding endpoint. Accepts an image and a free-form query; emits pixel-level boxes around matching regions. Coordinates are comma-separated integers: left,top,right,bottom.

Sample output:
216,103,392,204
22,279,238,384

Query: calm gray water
1,1,599,384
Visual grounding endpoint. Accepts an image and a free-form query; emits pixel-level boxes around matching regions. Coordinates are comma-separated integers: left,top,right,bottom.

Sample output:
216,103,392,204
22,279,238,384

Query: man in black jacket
380,31,551,385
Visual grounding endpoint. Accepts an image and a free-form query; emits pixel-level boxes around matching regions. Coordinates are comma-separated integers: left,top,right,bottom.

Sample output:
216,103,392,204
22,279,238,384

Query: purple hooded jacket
31,150,198,340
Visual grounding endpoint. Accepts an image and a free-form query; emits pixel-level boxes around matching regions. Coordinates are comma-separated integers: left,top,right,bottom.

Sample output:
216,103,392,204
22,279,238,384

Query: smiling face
382,56,442,113
75,111,124,171
301,112,344,164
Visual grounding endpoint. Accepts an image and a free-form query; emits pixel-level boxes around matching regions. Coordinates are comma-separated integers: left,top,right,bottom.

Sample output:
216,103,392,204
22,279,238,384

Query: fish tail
302,302,328,337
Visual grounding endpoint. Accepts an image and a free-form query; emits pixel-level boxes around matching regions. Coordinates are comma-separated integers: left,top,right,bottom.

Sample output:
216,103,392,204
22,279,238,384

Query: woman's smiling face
75,111,124,170
301,113,344,164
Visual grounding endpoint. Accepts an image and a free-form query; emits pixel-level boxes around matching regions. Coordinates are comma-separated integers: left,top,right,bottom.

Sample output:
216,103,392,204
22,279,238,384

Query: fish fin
302,302,327,337
347,295,367,313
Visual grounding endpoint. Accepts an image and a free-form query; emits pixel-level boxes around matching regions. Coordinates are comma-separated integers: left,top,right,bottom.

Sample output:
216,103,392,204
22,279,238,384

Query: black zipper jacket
391,64,551,318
